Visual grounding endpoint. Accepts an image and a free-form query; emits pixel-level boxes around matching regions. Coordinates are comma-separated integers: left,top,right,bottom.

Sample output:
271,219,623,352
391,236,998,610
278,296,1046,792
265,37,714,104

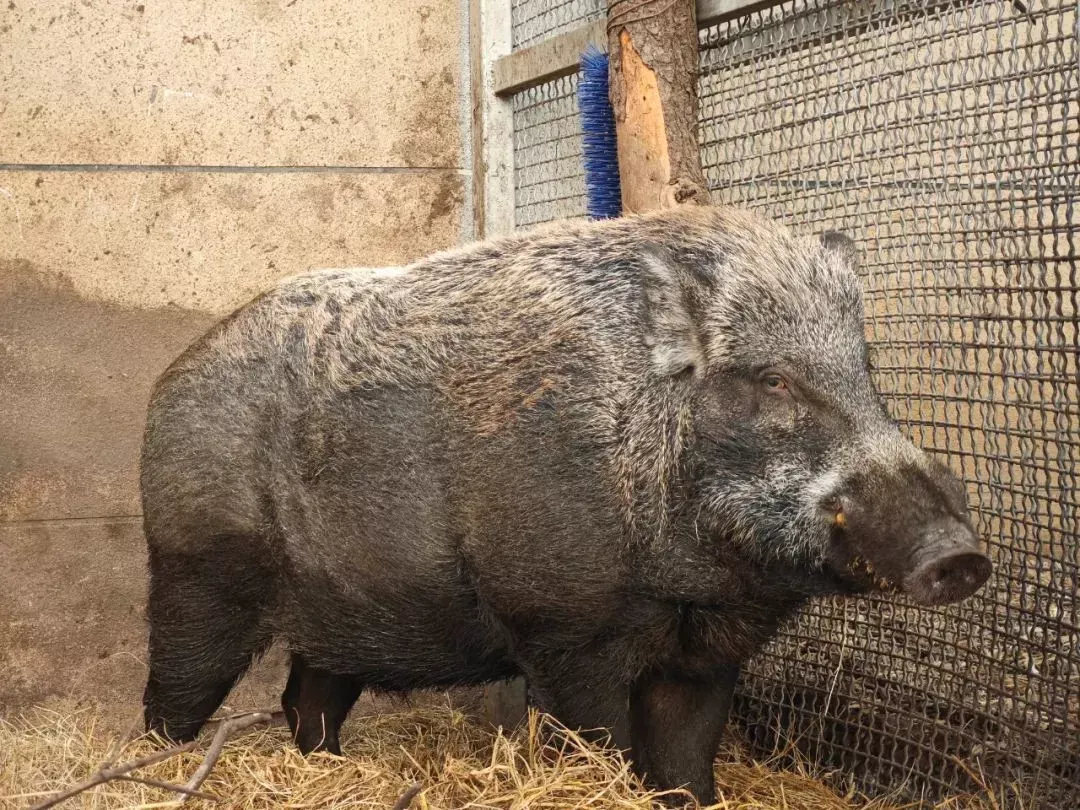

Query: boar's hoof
905,551,992,606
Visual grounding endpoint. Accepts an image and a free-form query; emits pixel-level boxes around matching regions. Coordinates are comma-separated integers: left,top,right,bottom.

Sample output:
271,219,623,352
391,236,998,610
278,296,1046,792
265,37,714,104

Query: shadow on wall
0,259,216,521
0,260,224,716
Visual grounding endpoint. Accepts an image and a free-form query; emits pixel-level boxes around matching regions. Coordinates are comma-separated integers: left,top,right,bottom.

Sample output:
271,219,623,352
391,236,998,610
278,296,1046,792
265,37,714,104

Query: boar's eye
761,373,789,394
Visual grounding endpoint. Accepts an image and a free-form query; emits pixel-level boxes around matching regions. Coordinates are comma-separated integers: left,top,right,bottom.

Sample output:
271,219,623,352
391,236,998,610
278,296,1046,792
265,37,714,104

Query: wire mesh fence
511,0,605,48
513,74,588,227
509,1,1079,806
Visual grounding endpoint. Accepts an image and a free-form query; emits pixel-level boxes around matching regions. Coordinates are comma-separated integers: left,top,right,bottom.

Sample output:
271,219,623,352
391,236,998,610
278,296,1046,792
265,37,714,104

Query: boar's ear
639,248,704,379
821,230,858,268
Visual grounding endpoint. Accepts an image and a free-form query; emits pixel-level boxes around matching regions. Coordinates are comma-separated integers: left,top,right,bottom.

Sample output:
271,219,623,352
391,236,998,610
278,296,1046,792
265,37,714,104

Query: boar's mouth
822,517,993,607
822,527,901,596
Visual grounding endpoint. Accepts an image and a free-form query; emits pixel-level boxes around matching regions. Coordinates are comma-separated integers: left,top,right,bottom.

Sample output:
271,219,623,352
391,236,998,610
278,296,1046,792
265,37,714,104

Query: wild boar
140,206,991,804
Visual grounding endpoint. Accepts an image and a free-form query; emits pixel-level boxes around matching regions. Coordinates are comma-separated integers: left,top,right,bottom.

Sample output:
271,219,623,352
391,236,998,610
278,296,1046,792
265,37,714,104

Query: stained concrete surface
0,171,463,522
0,170,464,314
0,261,216,522
0,0,462,167
2,519,168,716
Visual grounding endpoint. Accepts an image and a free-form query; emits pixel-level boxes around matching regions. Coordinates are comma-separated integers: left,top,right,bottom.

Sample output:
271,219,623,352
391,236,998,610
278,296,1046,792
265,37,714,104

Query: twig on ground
201,708,285,731
178,711,275,804
28,741,198,810
390,782,423,810
28,708,278,810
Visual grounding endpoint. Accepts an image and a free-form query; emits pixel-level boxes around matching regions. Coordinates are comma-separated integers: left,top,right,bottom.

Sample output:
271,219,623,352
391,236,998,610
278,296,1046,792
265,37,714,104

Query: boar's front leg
629,666,739,806
281,654,364,755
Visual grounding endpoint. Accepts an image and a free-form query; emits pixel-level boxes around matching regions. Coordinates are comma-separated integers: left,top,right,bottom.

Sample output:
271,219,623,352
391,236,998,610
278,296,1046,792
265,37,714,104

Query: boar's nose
902,522,992,606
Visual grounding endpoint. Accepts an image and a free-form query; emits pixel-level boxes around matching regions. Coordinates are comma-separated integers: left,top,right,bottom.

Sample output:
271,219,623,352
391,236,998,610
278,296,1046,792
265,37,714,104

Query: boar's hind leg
281,653,363,756
143,543,273,742
628,666,739,807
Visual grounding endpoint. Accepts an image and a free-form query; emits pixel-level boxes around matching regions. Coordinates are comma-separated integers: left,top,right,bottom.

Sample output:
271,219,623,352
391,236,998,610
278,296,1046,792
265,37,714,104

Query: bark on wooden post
607,0,711,212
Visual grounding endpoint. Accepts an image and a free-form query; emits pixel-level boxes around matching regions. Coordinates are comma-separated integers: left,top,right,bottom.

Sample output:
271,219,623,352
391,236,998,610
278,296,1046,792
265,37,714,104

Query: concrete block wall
0,0,470,719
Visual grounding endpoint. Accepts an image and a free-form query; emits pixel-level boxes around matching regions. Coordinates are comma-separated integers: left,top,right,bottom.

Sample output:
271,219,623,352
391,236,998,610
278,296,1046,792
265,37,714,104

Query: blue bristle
578,45,622,220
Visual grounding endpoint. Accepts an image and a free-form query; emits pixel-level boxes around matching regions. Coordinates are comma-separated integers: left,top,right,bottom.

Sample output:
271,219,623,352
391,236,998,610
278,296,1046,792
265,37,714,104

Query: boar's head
642,220,991,606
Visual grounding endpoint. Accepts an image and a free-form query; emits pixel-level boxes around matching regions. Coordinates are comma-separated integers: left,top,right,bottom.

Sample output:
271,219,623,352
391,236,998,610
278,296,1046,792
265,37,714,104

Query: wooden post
607,0,711,212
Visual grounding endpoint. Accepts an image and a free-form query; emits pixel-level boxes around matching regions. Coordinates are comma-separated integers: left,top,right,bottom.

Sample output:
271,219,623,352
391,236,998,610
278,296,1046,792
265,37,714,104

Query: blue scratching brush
578,45,622,220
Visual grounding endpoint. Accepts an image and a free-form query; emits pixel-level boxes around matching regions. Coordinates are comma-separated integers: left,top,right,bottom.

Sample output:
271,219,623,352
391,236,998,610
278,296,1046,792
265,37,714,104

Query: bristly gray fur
151,206,870,560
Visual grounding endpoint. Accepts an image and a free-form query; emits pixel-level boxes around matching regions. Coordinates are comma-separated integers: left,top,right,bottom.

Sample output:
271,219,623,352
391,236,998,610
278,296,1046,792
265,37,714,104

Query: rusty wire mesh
509,1,1079,806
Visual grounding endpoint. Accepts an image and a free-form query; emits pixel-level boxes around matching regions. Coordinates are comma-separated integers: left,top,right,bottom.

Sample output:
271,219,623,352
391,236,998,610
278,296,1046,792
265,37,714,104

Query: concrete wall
0,0,470,720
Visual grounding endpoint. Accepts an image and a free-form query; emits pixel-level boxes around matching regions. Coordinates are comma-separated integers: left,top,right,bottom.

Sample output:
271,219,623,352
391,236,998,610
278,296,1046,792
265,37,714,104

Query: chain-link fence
505,0,1079,806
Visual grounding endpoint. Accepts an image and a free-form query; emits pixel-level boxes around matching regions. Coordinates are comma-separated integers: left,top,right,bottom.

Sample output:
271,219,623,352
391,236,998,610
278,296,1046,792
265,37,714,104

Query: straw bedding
1,702,1011,809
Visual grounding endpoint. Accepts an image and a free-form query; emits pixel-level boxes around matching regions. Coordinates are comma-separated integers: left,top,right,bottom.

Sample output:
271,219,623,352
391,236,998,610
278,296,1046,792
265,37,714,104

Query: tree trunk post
607,0,711,213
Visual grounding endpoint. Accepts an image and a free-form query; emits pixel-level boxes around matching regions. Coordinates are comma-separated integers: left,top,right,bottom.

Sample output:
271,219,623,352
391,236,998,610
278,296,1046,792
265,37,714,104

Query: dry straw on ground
2,702,1011,809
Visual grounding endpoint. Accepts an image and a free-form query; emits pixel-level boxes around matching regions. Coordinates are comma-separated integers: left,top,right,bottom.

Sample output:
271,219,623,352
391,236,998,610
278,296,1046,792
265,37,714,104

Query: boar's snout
823,453,992,606
902,522,992,606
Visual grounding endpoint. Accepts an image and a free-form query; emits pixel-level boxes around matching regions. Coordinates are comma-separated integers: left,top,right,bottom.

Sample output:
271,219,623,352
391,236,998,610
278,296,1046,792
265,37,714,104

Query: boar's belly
280,553,519,689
